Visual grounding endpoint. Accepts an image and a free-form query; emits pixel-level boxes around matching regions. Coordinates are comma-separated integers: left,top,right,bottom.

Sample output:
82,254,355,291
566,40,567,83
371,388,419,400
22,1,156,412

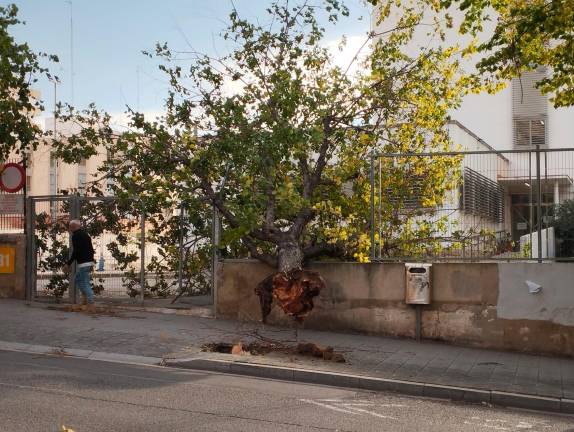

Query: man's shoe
86,303,96,313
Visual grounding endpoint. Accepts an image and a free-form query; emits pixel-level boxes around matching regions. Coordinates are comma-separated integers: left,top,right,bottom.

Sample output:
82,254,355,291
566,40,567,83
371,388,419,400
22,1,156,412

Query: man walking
65,219,96,311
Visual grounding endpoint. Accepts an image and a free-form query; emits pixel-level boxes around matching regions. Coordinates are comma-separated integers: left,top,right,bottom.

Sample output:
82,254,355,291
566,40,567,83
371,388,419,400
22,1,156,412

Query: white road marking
299,399,359,415
341,406,398,420
300,398,400,420
463,421,510,430
463,418,553,431
320,399,406,407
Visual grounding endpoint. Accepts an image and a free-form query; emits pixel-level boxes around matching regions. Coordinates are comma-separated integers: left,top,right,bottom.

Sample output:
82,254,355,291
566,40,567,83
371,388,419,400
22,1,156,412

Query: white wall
454,89,513,150
498,263,574,326
548,105,574,149
372,6,574,151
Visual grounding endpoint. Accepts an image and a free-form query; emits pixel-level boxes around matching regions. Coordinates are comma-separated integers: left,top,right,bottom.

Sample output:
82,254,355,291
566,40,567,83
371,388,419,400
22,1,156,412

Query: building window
78,172,86,194
49,154,57,195
514,118,546,147
512,68,548,148
105,150,116,195
384,174,426,211
460,167,504,223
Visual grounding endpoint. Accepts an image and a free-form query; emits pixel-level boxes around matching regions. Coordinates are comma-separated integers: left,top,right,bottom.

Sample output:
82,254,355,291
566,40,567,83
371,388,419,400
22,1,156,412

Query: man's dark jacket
67,229,95,265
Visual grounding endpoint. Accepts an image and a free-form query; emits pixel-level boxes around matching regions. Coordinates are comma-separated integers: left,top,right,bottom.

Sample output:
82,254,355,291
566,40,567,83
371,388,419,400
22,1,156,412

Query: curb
0,341,162,367
165,357,574,415
110,304,214,318
33,301,214,319
1,340,571,415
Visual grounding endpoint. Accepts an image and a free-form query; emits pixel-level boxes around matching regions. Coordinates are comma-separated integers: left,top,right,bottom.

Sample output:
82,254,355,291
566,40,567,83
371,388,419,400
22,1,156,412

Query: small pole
25,196,33,303
69,195,79,304
139,204,145,306
378,158,382,258
177,202,185,298
30,199,37,300
535,145,542,262
415,305,422,342
211,205,219,308
529,150,533,259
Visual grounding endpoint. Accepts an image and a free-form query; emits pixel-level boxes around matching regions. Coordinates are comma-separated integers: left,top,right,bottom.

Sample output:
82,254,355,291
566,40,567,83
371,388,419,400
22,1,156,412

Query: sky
5,0,371,126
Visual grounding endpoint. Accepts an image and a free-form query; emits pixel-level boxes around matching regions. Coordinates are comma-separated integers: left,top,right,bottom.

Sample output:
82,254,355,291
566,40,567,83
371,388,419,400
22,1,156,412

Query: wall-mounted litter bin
405,263,431,305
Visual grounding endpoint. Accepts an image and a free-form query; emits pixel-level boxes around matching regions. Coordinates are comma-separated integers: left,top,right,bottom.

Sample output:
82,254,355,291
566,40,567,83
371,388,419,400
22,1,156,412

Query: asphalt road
0,350,572,432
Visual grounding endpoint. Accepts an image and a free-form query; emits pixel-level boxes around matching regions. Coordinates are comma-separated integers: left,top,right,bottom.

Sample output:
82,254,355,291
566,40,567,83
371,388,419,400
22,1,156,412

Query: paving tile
391,352,436,380
509,356,540,395
0,299,570,401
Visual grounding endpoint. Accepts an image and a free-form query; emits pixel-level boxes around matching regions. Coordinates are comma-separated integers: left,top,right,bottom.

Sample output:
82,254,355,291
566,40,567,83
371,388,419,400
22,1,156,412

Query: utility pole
66,0,75,105
49,77,59,196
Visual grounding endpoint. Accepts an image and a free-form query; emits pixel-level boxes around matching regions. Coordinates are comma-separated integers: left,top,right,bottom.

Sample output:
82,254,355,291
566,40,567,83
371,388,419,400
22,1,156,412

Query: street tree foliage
370,0,574,107
33,192,211,300
53,0,468,279
0,4,56,158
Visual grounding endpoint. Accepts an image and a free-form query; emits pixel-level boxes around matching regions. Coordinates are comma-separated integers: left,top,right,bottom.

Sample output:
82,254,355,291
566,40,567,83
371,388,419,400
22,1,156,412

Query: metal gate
25,195,214,306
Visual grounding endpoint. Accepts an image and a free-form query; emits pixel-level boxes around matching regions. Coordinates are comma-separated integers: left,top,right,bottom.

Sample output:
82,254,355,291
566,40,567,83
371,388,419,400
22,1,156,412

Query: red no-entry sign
0,163,26,193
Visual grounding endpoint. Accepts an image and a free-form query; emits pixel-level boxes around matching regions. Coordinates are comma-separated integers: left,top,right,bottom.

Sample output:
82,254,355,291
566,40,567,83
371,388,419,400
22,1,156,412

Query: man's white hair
69,219,82,229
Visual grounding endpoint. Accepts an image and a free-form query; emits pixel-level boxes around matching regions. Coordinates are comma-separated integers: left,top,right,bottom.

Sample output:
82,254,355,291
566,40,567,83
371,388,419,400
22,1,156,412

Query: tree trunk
277,241,303,273
255,240,325,323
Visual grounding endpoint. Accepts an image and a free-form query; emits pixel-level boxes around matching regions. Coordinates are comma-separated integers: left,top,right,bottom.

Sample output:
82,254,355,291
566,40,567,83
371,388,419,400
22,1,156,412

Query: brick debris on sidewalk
0,299,572,413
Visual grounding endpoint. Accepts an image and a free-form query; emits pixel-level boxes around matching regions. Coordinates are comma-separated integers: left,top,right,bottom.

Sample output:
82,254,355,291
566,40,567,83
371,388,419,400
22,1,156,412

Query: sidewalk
0,299,572,413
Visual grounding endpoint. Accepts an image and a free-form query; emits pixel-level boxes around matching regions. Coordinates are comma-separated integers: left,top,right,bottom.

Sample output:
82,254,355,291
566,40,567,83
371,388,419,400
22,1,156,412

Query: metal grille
370,147,574,262
461,167,504,223
386,175,425,211
512,69,548,148
514,118,547,147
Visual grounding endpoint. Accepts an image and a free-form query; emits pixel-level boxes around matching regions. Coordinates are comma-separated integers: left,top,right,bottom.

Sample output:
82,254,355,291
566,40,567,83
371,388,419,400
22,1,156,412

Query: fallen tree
52,0,469,320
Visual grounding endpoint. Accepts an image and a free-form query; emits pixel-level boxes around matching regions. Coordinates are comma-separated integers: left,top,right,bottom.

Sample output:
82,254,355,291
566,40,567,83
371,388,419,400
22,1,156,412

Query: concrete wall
0,234,26,300
217,260,574,357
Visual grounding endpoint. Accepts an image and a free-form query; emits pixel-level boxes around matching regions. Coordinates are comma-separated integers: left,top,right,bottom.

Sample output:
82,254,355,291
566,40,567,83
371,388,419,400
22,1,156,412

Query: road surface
0,350,572,432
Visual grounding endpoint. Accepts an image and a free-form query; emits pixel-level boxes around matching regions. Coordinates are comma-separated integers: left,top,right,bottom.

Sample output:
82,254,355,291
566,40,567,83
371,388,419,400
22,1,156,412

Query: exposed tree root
255,269,325,323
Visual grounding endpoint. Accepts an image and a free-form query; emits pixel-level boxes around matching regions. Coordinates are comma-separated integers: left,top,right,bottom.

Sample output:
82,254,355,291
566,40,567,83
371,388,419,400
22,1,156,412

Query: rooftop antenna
66,0,75,105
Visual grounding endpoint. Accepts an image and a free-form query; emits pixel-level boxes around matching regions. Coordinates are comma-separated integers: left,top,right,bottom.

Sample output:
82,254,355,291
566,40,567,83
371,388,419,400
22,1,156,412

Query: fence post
211,205,219,309
529,151,533,259
25,197,34,303
177,202,185,297
139,204,145,306
370,153,376,261
535,145,543,263
69,195,80,304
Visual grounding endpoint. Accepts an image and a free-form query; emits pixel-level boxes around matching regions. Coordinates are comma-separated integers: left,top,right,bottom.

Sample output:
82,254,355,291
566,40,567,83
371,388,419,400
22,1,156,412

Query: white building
372,8,574,257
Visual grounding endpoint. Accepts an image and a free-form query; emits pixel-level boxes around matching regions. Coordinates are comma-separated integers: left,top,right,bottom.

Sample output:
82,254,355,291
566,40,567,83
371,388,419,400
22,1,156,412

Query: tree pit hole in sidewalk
201,341,346,363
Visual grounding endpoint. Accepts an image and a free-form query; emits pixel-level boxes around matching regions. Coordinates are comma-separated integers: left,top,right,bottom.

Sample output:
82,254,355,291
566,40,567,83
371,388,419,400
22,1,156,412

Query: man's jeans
74,266,94,304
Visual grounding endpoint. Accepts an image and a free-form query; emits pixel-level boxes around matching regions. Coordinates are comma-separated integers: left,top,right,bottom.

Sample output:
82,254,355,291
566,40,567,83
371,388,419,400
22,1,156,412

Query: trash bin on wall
405,263,431,305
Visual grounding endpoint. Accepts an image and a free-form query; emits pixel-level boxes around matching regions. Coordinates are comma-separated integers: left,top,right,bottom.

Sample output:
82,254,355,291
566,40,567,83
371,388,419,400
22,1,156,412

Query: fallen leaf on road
231,342,245,355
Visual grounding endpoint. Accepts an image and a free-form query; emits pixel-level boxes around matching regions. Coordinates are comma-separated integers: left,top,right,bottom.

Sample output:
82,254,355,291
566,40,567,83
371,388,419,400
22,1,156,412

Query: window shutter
512,69,548,147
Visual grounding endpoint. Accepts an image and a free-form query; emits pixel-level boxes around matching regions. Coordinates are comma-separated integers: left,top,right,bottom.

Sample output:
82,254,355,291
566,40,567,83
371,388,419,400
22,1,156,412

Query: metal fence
370,147,574,262
26,195,214,305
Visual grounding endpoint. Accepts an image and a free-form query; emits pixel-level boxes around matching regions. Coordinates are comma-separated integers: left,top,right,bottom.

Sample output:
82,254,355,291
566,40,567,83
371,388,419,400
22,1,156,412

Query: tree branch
303,242,344,262
242,236,278,267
